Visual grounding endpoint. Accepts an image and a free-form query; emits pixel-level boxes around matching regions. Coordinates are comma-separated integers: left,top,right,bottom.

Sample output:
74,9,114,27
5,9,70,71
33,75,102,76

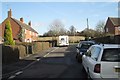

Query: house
0,9,38,43
104,17,120,35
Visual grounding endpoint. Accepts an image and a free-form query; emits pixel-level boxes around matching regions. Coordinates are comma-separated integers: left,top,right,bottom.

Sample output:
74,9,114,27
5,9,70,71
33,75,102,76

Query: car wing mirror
85,52,91,57
76,46,80,49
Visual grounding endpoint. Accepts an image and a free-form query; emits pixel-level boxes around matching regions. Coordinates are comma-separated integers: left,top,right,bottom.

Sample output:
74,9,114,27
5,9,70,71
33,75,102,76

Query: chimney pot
8,9,12,18
28,21,31,26
20,18,24,23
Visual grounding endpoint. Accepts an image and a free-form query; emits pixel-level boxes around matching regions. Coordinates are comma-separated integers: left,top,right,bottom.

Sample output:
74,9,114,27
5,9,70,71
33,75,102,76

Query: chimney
28,21,31,26
20,17,24,23
8,9,12,18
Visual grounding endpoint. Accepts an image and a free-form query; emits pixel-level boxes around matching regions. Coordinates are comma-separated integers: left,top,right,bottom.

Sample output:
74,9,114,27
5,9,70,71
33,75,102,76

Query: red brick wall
25,29,38,42
1,18,21,41
105,18,115,34
1,17,38,43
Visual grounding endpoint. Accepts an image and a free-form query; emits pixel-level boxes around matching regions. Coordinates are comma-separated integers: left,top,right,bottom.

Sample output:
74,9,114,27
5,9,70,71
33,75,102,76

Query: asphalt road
8,44,88,79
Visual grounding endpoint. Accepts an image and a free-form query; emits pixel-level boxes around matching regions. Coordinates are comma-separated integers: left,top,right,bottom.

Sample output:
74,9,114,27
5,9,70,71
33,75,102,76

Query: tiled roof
109,17,120,26
11,18,38,33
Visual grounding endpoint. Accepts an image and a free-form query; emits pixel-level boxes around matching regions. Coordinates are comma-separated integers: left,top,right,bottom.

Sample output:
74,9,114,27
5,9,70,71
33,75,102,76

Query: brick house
0,9,38,43
104,17,120,35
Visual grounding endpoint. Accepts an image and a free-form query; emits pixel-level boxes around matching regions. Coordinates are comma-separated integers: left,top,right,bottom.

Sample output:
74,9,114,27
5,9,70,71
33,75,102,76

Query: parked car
82,44,120,79
76,41,95,62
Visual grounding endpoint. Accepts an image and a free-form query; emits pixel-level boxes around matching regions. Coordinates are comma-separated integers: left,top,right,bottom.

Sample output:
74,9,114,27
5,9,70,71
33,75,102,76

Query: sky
1,1,119,35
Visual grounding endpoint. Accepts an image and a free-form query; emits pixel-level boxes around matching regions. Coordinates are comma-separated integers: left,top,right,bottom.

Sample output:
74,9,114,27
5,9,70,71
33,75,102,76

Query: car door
82,46,94,72
88,47,101,78
100,48,120,78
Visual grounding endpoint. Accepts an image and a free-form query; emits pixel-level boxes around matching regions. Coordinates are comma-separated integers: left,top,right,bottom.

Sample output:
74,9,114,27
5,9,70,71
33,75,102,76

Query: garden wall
2,40,57,64
2,45,19,64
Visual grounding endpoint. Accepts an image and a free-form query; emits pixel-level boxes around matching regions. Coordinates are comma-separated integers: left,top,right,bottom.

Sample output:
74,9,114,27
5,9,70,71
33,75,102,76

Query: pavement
2,47,57,79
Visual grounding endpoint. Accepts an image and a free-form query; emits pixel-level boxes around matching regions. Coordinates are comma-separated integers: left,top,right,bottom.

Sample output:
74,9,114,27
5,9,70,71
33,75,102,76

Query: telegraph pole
87,18,89,40
87,18,89,30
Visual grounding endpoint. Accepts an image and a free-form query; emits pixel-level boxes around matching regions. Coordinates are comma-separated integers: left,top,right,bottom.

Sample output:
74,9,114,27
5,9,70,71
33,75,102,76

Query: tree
4,20,15,45
95,21,105,33
18,27,25,42
80,28,96,38
49,19,66,36
95,21,105,37
43,30,54,37
69,25,76,36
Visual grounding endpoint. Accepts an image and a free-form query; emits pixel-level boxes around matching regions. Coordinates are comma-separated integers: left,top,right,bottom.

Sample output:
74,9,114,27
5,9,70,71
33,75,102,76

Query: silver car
82,44,120,79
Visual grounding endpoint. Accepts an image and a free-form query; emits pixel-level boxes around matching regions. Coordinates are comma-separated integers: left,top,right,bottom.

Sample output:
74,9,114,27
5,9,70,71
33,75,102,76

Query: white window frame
106,28,108,32
25,29,26,34
118,26,120,31
30,31,31,35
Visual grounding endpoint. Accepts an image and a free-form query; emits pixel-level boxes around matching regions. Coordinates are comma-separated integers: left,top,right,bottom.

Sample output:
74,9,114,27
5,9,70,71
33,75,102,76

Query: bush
4,20,15,45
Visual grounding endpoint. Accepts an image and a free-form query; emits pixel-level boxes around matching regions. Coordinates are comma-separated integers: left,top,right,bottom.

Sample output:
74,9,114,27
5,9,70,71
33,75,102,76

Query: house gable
0,17,21,41
0,9,38,42
104,17,115,34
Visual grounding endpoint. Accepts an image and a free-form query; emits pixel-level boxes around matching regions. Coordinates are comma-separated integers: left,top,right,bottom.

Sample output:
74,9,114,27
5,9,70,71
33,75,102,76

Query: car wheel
82,65,85,72
78,56,82,63
76,54,78,59
77,56,81,63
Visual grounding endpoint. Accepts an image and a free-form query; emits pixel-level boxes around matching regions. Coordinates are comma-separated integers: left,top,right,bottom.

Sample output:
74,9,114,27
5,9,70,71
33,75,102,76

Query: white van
59,35,69,46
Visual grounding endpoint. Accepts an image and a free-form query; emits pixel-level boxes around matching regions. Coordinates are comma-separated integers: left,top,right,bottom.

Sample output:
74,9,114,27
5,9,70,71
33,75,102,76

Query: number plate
115,68,120,72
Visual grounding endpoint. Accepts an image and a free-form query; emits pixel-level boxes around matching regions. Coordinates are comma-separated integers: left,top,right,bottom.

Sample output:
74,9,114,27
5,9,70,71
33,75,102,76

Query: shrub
4,20,15,45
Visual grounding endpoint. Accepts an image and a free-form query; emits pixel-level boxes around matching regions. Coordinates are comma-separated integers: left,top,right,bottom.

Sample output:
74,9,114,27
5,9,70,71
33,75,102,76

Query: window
91,47,101,61
118,26,120,31
61,38,64,41
101,48,120,62
81,43,94,49
36,33,38,37
33,32,34,36
85,46,94,57
30,31,31,35
106,28,108,32
25,29,26,34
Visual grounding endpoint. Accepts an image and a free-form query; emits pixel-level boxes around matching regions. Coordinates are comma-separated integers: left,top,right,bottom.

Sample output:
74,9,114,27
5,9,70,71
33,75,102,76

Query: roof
93,44,120,49
109,17,120,26
80,41,95,44
11,18,38,33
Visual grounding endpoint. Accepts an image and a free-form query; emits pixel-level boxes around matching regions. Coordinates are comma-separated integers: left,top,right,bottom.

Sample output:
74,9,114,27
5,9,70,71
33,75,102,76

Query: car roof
80,41,95,44
92,44,120,49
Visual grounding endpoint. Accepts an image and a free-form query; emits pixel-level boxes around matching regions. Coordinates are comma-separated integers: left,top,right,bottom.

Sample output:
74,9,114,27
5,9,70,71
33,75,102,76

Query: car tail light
94,64,101,73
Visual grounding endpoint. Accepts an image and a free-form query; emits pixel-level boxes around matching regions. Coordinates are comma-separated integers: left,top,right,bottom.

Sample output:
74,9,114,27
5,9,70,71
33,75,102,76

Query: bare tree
95,20,105,37
49,19,66,36
69,25,76,36
95,21,105,33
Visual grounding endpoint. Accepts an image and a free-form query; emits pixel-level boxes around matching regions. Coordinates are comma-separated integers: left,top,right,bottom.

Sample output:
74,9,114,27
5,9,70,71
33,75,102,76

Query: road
8,44,87,79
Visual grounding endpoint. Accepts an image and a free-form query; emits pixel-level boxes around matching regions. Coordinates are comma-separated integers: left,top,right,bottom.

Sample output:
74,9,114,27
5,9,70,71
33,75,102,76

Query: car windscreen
61,38,64,41
101,48,120,62
81,43,94,49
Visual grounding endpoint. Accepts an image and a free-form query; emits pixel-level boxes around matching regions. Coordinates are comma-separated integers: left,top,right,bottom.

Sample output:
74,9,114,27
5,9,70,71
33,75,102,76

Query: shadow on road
2,44,88,79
